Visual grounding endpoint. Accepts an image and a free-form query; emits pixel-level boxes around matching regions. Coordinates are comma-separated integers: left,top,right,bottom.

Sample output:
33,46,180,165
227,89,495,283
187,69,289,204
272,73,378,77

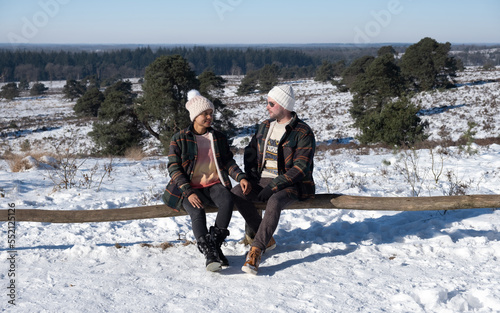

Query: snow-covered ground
1,68,500,312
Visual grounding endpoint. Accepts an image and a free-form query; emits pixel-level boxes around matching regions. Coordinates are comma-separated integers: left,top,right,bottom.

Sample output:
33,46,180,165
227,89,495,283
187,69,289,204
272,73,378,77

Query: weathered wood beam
329,194,500,211
1,194,499,224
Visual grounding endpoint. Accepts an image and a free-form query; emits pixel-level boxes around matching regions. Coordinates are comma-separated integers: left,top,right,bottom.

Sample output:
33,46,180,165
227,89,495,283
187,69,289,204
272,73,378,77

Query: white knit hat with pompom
185,90,214,121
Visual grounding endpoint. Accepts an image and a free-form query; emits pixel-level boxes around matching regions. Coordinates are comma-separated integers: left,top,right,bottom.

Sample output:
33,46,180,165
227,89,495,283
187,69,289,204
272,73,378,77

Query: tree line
2,43,497,84
0,46,320,83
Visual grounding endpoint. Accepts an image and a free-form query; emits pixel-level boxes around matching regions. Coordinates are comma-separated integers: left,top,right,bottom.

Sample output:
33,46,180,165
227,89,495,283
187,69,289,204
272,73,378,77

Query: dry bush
5,153,32,172
4,151,56,172
125,146,146,161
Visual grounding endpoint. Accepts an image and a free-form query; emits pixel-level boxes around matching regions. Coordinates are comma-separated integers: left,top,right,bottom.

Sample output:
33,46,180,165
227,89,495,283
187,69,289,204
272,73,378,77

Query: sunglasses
267,101,277,108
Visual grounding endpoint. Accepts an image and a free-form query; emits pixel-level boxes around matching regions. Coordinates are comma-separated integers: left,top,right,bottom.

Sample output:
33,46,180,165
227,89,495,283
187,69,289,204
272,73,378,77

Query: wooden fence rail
1,194,500,224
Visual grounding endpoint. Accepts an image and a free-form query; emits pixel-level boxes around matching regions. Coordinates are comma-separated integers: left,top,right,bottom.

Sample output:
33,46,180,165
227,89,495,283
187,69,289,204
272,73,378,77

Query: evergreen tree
377,45,396,57
82,75,101,89
315,61,334,82
340,55,375,90
137,55,199,146
332,60,346,78
197,70,236,138
73,87,105,117
258,64,280,93
236,70,259,96
89,81,143,155
63,79,86,101
350,54,404,121
400,37,458,91
349,54,427,146
0,82,19,100
30,82,48,96
356,97,428,146
198,70,226,95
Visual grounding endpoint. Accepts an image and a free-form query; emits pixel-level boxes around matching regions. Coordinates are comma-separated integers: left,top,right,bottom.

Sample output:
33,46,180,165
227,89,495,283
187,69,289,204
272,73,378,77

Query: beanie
267,85,295,111
185,90,215,122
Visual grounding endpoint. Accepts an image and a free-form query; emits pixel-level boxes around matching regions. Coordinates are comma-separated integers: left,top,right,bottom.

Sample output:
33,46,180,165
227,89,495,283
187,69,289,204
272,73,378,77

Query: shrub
30,83,48,96
0,82,19,100
125,146,146,161
356,97,429,146
73,87,105,117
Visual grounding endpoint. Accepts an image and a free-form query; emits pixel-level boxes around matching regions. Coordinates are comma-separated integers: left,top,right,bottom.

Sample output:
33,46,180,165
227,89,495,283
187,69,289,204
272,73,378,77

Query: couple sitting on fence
162,85,316,275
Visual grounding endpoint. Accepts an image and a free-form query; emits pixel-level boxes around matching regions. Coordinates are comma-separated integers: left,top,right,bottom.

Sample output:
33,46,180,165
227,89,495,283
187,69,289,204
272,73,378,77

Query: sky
0,0,499,46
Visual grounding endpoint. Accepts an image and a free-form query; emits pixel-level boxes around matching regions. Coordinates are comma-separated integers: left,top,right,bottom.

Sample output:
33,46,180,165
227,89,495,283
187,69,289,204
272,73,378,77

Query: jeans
232,178,297,251
182,183,234,240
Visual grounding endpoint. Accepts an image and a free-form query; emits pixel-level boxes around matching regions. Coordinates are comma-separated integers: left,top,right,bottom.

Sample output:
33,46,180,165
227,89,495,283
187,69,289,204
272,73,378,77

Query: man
232,84,316,275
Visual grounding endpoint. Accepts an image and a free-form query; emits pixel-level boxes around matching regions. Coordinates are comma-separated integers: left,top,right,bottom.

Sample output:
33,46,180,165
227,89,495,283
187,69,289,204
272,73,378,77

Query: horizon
1,42,500,50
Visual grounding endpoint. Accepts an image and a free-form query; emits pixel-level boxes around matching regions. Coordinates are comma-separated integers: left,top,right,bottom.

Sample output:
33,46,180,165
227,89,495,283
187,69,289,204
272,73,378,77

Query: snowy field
1,67,500,312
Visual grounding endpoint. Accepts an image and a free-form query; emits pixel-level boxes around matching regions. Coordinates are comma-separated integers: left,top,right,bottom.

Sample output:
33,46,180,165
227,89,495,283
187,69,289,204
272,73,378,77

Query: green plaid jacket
162,125,246,211
244,112,316,200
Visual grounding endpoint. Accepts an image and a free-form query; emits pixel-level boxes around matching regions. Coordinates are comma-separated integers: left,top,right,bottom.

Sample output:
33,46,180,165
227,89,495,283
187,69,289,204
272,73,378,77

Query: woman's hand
188,193,204,209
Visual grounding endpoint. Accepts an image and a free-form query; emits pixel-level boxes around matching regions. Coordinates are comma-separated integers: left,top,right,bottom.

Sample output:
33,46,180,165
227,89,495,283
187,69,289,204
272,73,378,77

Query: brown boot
241,246,262,275
266,237,276,251
244,235,276,252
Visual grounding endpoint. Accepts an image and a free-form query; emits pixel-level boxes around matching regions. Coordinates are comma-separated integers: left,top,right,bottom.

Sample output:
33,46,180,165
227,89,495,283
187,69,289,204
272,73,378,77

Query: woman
162,90,251,272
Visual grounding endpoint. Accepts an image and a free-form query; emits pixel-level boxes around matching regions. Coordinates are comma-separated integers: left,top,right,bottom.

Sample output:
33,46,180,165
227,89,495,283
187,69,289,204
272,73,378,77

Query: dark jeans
232,178,297,251
182,183,234,240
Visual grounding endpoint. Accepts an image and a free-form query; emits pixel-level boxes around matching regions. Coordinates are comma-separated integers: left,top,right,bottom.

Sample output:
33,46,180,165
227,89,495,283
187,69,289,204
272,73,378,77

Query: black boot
197,234,221,272
210,226,230,267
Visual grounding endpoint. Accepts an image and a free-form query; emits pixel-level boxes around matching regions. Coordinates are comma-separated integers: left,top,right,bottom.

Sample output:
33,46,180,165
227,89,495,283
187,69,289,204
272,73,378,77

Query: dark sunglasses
267,101,277,108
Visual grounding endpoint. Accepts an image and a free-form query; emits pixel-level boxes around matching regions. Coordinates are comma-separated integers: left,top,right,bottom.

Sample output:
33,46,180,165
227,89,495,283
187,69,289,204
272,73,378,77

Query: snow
1,67,500,312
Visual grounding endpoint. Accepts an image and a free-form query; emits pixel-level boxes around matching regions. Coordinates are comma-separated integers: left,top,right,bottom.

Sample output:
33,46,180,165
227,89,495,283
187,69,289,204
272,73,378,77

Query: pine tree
400,37,458,91
315,61,334,82
258,64,280,93
89,81,143,155
350,54,404,122
197,70,236,138
30,82,48,96
137,55,199,146
356,97,428,146
63,79,86,101
73,87,104,117
237,71,258,96
349,54,427,146
0,83,19,100
340,55,375,90
377,45,396,57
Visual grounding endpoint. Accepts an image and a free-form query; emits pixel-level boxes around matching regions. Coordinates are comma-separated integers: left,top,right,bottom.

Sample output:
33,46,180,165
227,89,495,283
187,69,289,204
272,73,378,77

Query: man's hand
257,185,273,202
240,178,252,195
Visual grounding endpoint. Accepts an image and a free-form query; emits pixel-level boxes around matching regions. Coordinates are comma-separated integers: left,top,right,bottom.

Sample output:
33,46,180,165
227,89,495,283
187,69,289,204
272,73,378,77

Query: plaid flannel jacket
244,112,316,200
162,125,246,211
